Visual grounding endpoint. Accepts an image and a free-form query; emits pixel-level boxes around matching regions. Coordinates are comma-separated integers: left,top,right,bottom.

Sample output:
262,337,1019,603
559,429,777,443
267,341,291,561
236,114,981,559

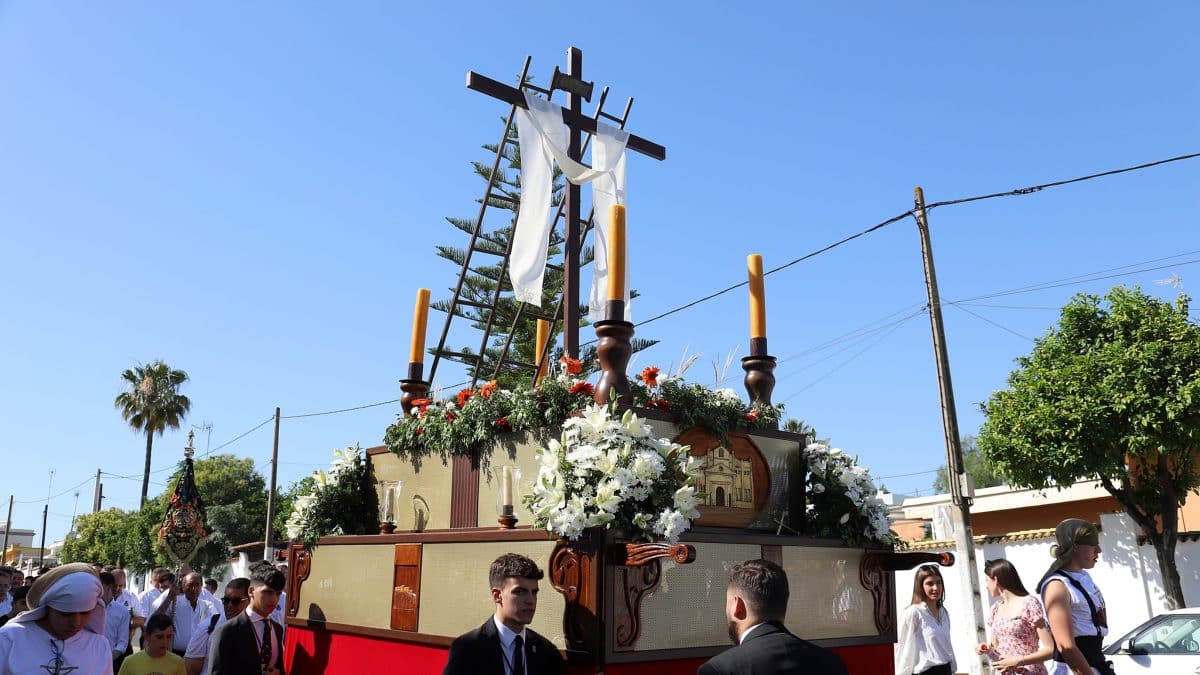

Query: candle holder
594,301,634,407
399,362,430,417
743,339,778,420
493,465,521,529
377,480,402,534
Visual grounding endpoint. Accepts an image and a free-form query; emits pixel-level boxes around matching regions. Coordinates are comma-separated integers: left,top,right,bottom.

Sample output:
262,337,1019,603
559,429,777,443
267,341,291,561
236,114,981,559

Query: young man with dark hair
185,578,249,675
698,559,848,675
208,565,285,674
443,552,563,675
100,571,131,670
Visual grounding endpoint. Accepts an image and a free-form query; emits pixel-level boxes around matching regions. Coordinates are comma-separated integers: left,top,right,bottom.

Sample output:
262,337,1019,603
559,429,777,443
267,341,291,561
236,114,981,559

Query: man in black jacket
443,553,563,675
209,563,286,675
698,559,848,675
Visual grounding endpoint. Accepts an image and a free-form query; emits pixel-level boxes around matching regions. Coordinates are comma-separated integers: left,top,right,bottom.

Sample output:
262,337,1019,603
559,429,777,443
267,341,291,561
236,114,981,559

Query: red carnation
560,356,583,375
569,381,594,396
647,398,670,411
494,417,512,432
743,409,761,422
445,411,456,422
639,366,660,388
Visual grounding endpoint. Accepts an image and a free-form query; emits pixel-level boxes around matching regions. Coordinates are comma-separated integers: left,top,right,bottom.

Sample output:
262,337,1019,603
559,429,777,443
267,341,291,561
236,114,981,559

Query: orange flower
743,409,761,422
569,381,594,396
639,366,660,388
480,380,498,399
456,388,472,407
561,356,583,375
647,398,670,411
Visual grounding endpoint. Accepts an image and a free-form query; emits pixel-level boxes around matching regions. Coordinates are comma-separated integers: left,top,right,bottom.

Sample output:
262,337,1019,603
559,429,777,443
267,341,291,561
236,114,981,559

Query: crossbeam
466,72,667,161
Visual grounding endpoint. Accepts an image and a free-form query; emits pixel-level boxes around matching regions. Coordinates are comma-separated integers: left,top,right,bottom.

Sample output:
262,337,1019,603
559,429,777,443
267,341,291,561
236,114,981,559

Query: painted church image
695,444,755,509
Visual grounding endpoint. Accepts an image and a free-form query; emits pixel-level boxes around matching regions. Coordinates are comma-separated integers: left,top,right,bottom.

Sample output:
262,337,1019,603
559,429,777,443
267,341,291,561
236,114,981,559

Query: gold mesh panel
783,547,877,638
297,544,395,628
632,543,760,651
371,451,453,531
418,541,564,648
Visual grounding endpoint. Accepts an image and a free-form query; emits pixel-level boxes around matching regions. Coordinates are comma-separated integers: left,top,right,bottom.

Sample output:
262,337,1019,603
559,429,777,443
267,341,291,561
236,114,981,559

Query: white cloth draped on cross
512,91,631,321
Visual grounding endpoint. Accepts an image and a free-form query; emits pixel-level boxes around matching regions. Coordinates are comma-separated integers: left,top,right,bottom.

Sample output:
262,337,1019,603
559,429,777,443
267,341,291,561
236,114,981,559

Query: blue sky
2,2,1197,546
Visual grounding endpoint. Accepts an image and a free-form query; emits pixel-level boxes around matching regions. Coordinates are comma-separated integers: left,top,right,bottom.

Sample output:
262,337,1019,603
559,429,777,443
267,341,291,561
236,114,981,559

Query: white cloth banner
512,92,631,320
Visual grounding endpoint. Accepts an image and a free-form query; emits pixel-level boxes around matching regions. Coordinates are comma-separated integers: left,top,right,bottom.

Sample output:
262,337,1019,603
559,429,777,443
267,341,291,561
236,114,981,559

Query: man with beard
443,553,562,675
698,559,848,675
0,563,113,675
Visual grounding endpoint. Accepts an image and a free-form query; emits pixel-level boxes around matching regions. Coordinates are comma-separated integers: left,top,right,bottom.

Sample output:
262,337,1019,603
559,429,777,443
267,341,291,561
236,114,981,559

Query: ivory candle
501,466,514,507
409,288,431,364
747,254,767,339
607,204,627,301
535,319,550,382
382,484,395,522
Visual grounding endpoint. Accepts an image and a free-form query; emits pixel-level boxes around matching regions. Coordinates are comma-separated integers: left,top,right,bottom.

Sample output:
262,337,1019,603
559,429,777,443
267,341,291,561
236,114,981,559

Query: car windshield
1112,615,1200,655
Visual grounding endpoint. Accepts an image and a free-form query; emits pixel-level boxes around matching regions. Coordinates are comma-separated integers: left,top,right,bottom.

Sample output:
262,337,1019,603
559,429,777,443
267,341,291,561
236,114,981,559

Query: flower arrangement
804,442,896,546
525,402,704,543
383,358,781,465
284,444,379,548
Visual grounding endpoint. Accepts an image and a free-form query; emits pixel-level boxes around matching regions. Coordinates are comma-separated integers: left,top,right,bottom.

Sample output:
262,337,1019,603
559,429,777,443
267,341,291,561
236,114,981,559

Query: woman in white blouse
895,564,955,675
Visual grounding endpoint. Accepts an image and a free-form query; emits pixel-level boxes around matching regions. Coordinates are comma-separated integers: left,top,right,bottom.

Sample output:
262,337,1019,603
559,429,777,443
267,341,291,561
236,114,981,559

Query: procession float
280,48,949,675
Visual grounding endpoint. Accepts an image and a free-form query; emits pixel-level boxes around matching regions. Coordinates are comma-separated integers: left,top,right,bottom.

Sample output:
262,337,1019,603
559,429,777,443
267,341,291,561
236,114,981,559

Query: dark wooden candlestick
742,336,777,424
378,521,396,534
399,362,430,416
594,301,633,407
498,505,517,529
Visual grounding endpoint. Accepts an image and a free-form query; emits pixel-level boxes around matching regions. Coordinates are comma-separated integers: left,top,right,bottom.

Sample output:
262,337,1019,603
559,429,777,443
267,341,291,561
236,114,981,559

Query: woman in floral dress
977,559,1052,674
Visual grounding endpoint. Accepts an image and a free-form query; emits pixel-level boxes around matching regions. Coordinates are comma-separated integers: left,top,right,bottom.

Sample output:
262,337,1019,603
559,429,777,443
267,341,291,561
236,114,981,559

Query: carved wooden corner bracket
859,550,954,633
287,543,312,618
613,542,696,651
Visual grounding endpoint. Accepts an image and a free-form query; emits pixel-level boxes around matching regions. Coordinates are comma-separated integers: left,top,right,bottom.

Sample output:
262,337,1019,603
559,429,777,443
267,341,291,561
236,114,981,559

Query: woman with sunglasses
976,559,1051,674
1037,519,1113,675
896,564,955,675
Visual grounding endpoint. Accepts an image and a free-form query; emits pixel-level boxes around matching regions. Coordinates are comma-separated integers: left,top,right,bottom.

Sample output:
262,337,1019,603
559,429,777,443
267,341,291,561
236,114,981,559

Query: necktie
513,635,524,675
260,618,272,669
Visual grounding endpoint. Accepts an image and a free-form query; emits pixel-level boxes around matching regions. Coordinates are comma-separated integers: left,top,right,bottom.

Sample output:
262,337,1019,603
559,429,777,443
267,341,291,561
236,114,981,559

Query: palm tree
783,418,817,443
114,360,192,506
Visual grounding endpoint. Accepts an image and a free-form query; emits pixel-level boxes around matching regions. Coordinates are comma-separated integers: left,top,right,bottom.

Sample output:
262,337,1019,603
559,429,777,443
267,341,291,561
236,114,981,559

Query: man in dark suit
443,553,563,675
209,562,286,675
698,559,848,675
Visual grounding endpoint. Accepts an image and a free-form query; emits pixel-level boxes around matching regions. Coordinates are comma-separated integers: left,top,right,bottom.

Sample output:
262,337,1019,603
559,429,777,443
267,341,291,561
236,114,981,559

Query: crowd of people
0,560,288,675
0,516,1113,675
896,518,1114,675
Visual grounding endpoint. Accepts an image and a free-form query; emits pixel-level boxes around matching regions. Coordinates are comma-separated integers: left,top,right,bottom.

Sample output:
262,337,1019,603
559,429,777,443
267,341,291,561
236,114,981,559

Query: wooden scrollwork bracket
612,542,697,651
550,536,601,655
859,550,954,633
286,543,312,618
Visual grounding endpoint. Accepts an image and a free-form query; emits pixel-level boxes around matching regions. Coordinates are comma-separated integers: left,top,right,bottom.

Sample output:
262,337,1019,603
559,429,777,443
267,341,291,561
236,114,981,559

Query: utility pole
914,186,987,675
2,495,12,562
39,504,48,571
92,468,102,512
263,407,281,562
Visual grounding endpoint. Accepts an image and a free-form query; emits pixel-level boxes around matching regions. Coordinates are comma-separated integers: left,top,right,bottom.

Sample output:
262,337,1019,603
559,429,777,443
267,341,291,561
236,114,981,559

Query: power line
203,415,276,457
13,476,94,505
949,304,1035,342
924,151,1200,210
281,399,400,419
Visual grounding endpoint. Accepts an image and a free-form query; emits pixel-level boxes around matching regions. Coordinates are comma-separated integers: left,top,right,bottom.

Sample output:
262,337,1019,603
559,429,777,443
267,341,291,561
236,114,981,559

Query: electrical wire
949,304,1035,342
281,399,399,419
13,476,95,505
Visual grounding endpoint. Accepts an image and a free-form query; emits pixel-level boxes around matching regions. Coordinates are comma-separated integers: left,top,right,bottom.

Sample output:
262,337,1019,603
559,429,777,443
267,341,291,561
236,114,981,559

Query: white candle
502,466,513,507
383,483,395,522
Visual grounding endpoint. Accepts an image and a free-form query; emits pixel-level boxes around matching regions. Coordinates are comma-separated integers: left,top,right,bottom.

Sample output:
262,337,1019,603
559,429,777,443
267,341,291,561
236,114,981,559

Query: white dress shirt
104,599,131,654
151,592,217,652
493,615,528,675
247,609,281,668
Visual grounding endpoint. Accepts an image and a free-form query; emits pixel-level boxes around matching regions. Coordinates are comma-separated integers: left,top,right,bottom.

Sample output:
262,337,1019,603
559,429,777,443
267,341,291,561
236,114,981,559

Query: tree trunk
1147,530,1186,609
1100,468,1188,609
140,430,154,506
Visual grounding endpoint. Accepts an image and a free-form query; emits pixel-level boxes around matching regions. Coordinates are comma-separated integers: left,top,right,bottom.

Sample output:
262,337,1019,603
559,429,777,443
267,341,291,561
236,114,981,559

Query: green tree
978,286,1200,608
60,508,138,566
932,436,1004,493
114,361,192,505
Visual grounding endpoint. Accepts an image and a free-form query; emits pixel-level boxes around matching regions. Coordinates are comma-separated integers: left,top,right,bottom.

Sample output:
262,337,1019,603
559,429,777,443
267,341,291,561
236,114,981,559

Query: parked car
1103,608,1200,674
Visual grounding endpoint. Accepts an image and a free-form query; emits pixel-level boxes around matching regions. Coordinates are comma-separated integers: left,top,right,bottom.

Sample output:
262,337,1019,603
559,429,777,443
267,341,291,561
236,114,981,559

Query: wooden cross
466,47,666,358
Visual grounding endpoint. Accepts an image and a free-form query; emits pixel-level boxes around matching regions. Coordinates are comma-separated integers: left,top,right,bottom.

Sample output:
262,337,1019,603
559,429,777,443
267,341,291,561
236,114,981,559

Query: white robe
0,620,114,675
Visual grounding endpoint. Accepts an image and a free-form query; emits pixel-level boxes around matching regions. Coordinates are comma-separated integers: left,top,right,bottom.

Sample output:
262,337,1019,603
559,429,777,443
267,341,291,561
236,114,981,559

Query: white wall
894,511,1200,674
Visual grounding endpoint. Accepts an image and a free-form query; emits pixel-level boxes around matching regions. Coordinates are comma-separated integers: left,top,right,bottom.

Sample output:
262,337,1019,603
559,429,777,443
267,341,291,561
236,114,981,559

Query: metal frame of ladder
426,55,636,389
